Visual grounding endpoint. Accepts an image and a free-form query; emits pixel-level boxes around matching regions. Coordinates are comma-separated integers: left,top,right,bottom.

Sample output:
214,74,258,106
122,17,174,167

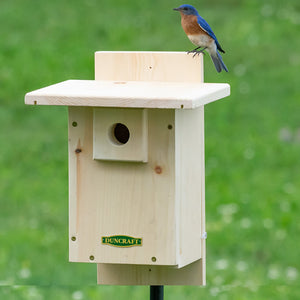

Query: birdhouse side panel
175,106,205,270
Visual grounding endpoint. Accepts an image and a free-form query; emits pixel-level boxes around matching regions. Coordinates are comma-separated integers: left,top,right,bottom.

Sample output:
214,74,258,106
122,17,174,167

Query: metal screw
72,121,78,127
89,255,95,261
71,236,76,241
151,257,157,262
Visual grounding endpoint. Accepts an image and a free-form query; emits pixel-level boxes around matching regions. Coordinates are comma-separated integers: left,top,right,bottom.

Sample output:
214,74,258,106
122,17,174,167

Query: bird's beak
173,7,180,11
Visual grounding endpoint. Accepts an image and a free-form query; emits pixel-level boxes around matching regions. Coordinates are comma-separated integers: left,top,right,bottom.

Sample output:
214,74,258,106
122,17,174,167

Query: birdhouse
25,51,230,285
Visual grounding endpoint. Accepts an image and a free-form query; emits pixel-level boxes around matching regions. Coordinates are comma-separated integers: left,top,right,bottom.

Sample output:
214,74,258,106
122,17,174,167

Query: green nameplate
102,235,142,247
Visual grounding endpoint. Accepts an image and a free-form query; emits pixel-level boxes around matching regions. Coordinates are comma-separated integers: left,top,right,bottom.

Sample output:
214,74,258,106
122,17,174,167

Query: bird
173,4,228,73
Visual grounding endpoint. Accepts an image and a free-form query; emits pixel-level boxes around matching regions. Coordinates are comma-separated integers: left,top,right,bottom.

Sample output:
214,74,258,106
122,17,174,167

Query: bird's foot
187,46,201,53
187,48,207,57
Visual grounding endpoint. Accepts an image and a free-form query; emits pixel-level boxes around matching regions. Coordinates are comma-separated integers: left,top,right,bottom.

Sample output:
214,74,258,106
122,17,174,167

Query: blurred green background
1,0,299,299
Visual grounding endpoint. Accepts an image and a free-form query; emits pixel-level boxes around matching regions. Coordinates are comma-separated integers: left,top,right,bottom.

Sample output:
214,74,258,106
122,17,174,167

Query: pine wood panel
95,51,204,83
69,107,179,266
97,260,203,285
25,79,230,109
175,106,205,268
93,108,148,162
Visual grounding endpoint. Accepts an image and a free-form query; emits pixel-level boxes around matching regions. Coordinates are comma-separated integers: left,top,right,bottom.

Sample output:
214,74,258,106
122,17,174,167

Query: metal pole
150,285,164,300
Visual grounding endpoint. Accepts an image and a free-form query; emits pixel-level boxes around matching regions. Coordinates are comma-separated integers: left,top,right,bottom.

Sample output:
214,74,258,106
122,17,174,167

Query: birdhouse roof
25,79,229,109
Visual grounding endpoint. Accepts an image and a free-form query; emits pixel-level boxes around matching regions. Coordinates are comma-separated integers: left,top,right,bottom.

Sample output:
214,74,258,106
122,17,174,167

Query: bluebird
174,4,228,73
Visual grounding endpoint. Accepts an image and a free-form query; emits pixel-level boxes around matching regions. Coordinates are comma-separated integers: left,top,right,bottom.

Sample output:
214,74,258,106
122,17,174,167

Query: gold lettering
102,236,142,247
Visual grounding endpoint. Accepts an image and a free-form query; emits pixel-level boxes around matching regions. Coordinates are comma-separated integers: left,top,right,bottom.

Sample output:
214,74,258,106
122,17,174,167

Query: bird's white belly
188,34,212,47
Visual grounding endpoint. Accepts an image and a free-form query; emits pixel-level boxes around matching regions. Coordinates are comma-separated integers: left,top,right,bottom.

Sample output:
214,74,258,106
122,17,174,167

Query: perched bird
174,4,228,73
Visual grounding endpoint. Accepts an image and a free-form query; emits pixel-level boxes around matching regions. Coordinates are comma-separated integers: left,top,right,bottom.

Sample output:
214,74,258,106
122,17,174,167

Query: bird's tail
210,51,228,73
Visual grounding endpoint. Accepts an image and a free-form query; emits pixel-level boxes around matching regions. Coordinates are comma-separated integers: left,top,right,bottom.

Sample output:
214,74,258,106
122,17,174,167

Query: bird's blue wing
197,15,223,50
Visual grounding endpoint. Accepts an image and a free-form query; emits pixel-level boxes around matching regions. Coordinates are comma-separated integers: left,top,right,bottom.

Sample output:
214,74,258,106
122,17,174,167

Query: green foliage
0,0,299,298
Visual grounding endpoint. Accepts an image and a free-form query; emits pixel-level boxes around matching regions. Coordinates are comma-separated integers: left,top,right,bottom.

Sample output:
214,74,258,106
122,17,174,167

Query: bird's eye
183,7,187,10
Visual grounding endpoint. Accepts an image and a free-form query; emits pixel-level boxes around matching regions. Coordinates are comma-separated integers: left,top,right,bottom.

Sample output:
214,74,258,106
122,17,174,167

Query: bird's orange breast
180,14,205,35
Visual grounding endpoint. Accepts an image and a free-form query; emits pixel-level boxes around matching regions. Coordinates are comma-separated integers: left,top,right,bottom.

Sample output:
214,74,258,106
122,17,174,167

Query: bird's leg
187,46,202,54
187,47,207,57
192,47,207,57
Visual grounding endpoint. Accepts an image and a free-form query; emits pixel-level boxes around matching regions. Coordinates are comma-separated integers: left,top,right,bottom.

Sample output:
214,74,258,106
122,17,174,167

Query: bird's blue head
173,4,199,15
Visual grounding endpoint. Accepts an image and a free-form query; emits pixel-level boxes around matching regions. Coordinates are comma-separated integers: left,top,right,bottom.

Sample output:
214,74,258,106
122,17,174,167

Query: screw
71,236,76,241
72,121,78,127
151,257,157,262
75,148,82,153
89,255,95,261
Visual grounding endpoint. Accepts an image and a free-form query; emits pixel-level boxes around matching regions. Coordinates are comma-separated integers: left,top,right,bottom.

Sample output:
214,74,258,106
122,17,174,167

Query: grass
1,0,300,298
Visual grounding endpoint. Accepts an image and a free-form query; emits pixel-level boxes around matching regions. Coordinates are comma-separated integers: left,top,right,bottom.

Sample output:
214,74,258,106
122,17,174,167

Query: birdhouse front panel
69,106,180,266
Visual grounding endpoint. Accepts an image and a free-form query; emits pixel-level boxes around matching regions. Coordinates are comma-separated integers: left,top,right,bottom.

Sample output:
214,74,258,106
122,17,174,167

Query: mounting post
150,285,164,300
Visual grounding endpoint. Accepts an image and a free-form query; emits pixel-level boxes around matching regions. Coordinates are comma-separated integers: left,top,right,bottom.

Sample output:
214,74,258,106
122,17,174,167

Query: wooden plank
175,106,205,270
97,260,203,285
93,108,148,162
95,51,204,83
25,80,230,109
95,51,207,285
69,107,179,266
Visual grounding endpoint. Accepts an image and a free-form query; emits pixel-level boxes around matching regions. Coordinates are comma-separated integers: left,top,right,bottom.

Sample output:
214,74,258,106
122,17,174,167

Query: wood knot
155,166,162,174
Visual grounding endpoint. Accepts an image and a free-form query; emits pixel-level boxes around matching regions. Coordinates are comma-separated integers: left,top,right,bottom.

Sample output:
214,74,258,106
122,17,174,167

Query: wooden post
94,52,207,285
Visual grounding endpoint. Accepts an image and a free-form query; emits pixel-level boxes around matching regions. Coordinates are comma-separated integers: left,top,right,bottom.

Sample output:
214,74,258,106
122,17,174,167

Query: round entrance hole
110,123,130,145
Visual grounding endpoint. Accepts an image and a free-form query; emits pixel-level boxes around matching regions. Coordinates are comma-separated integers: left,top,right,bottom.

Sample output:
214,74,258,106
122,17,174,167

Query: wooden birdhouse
25,51,230,285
